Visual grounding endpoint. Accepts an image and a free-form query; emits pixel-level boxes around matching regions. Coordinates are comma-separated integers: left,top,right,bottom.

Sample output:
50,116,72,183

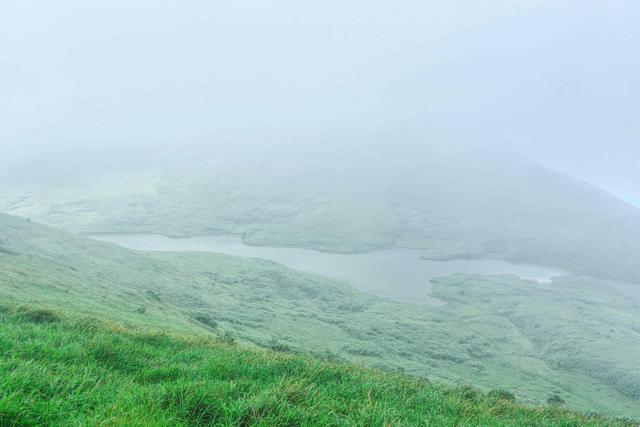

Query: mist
1,0,639,206
1,1,640,422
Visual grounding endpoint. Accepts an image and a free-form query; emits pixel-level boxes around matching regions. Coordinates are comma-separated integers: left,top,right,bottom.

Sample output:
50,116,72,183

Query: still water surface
89,234,564,305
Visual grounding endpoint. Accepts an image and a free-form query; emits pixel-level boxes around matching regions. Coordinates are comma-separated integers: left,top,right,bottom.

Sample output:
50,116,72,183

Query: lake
89,234,564,305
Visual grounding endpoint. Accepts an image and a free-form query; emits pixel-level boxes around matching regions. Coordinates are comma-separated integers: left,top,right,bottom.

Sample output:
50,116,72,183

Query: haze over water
90,233,565,305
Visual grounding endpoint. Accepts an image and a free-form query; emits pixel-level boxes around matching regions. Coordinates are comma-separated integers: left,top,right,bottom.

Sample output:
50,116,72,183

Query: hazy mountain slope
2,137,639,283
1,213,639,417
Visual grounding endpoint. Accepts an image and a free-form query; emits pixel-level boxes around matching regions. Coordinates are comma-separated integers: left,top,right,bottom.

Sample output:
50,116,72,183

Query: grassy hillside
0,305,634,427
1,213,639,419
2,140,640,283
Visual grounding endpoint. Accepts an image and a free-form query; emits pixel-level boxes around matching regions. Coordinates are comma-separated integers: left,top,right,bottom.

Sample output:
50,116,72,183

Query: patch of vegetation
548,395,567,406
11,306,61,323
1,213,639,418
489,390,517,402
0,308,632,426
193,313,218,329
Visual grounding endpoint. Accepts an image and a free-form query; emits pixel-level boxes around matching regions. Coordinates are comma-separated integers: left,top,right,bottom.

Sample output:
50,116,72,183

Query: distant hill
1,212,639,417
2,136,639,283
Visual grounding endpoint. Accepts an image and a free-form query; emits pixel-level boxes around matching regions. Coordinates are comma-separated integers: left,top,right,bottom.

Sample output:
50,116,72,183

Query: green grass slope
1,213,639,418
0,306,634,427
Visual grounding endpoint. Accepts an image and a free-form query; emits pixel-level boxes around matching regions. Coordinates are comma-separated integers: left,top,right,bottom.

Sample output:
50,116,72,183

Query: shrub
488,389,516,402
547,394,566,406
455,385,481,402
14,307,60,324
267,338,292,353
221,331,236,344
193,313,218,329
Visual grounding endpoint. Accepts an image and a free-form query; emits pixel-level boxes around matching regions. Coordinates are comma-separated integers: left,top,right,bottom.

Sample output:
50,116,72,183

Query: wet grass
0,307,634,427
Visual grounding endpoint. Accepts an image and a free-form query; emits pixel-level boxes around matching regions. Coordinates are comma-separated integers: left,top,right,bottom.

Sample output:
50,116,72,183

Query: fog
1,0,639,206
2,2,640,420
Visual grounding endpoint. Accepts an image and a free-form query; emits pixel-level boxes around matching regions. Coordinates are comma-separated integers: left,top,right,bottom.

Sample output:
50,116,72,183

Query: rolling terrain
2,138,639,284
2,1,638,425
1,212,639,419
2,305,632,426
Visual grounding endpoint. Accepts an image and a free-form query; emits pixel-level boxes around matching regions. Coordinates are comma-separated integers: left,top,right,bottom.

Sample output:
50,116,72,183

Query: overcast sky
1,0,638,206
